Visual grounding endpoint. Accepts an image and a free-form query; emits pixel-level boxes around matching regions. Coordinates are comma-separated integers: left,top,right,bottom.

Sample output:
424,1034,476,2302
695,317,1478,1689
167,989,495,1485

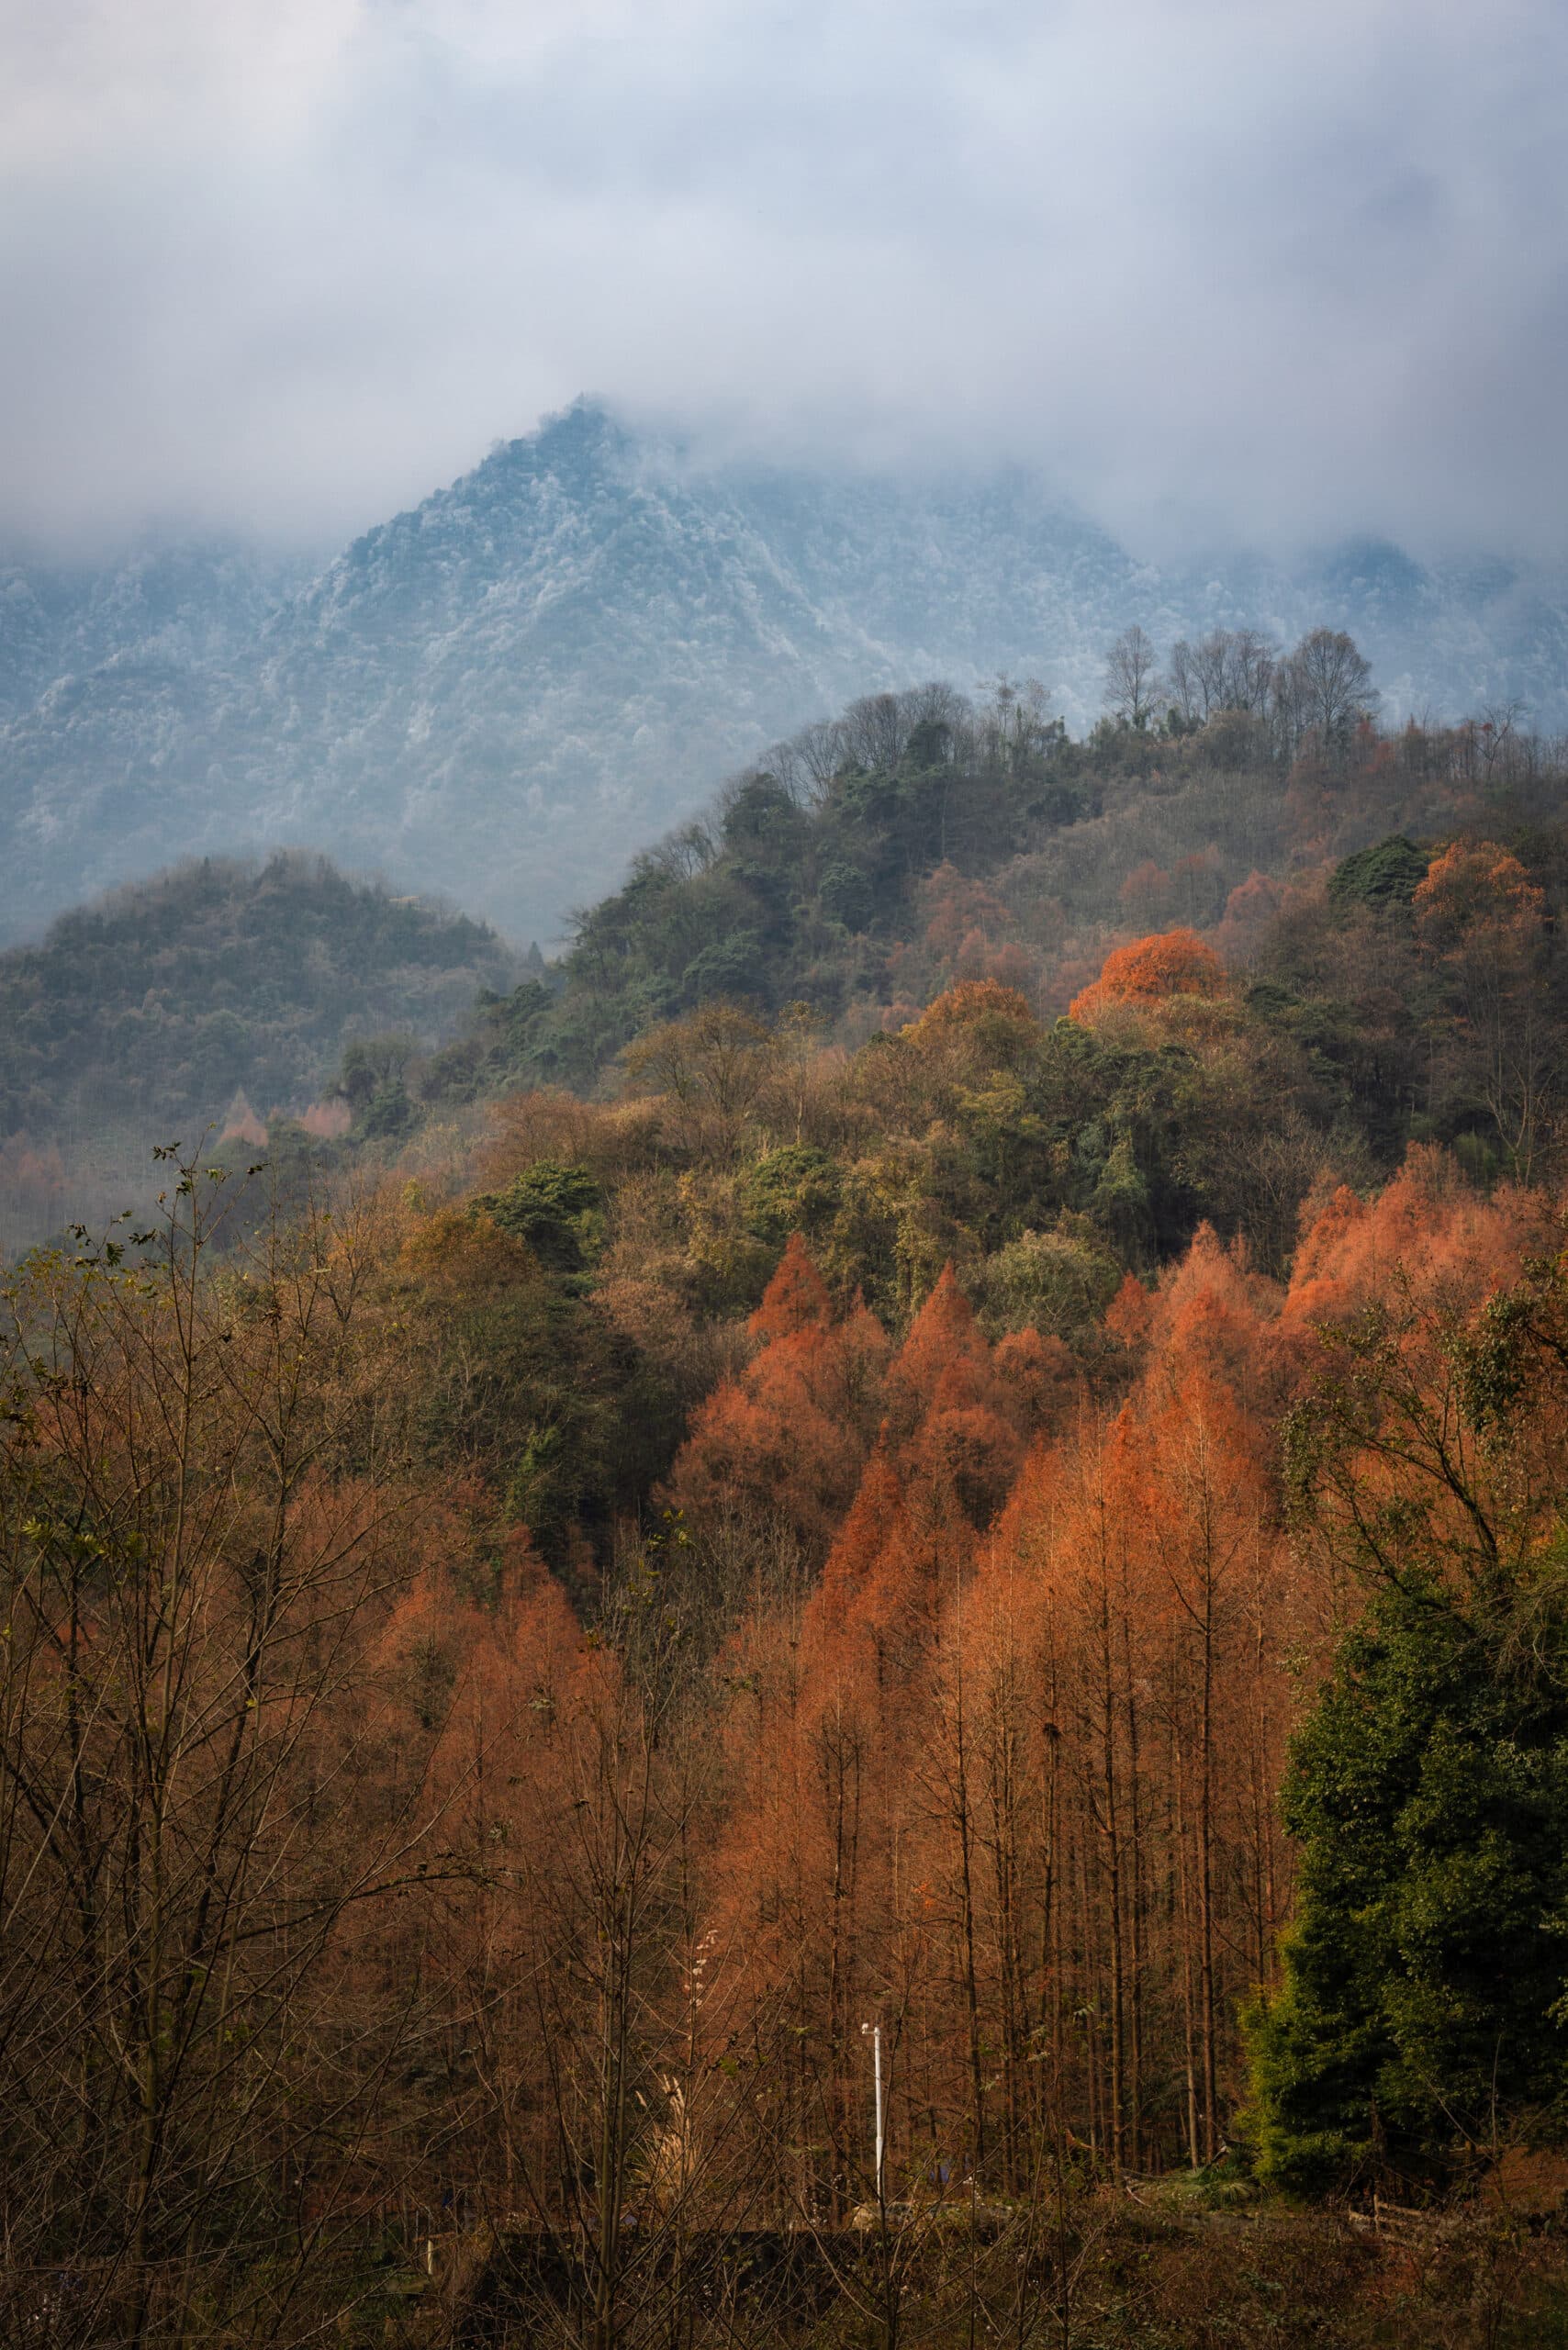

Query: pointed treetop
816,1447,904,1622
749,1231,833,1342
1105,1270,1154,1349
889,1263,988,1405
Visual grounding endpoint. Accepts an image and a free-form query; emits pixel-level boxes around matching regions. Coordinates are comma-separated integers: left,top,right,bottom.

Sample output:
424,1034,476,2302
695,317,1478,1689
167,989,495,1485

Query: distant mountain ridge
2,399,1565,947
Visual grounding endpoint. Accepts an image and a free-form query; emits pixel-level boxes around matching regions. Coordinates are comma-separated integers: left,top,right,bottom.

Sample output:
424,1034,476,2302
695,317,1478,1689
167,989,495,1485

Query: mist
4,0,1567,562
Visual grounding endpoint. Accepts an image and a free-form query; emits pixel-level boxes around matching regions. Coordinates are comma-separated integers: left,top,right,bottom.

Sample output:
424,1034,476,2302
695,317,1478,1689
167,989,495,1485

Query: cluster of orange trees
5,891,1568,2344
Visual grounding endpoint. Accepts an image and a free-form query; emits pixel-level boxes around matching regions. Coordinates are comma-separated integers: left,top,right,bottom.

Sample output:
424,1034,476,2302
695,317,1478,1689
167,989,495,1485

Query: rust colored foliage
883,1262,1026,1518
1282,1145,1551,1336
882,1263,995,1443
1068,927,1228,1024
813,1446,906,1634
663,1234,890,1554
1105,1269,1155,1350
701,1200,1308,2191
747,1226,833,1339
991,1324,1077,1431
1414,838,1545,950
918,864,1013,962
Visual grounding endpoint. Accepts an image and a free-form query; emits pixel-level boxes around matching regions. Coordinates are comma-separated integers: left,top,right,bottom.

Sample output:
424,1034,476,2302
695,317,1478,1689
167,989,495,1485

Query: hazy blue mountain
2,400,1564,947
0,539,308,722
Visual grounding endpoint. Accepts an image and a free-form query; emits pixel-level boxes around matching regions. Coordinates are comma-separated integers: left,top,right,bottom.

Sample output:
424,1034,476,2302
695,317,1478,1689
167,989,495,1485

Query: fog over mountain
7,3,1568,562
3,397,1567,947
6,0,1568,947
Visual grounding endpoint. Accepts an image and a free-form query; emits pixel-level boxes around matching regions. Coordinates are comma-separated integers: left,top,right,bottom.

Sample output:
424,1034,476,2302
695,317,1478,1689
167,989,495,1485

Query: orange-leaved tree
1068,928,1228,1024
663,1235,890,1559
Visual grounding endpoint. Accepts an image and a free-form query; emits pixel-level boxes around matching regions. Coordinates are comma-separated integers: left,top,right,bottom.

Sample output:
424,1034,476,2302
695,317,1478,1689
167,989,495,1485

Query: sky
4,0,1567,561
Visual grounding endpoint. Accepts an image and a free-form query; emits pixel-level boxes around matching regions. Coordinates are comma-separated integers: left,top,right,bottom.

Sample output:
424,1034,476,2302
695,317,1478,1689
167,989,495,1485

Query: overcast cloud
3,0,1566,559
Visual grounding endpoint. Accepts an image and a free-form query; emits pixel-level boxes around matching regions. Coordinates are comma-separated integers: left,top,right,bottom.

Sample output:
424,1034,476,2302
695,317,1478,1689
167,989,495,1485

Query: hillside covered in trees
0,852,518,1252
6,630,1568,2344
389,624,1568,1207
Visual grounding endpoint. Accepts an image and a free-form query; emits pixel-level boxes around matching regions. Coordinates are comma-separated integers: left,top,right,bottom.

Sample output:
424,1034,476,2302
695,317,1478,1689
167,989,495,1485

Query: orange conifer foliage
1144,1223,1282,1403
1282,1145,1552,1335
663,1236,890,1554
699,1446,938,2208
95,1121,1564,2249
991,1325,1077,1434
1104,1269,1155,1350
814,1447,904,1633
913,1384,1023,1528
882,1263,992,1441
883,1263,1024,1519
748,1229,833,1339
331,1125,1568,2241
1068,927,1228,1024
702,1199,1315,2192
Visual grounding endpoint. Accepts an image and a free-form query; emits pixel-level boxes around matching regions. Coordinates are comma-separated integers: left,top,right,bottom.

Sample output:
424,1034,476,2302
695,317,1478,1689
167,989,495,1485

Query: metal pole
861,2020,886,2202
873,2023,884,2201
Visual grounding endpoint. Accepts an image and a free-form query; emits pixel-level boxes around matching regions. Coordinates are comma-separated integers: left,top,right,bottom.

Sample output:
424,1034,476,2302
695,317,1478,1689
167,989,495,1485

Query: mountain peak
482,396,639,487
1,420,1566,950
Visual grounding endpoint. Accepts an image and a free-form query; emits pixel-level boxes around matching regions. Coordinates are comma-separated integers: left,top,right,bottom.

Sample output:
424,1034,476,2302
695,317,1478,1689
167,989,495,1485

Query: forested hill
297,639,1568,1547
6,397,1568,947
10,648,1568,2338
0,853,516,1252
11,629,1564,1264
405,635,1568,1126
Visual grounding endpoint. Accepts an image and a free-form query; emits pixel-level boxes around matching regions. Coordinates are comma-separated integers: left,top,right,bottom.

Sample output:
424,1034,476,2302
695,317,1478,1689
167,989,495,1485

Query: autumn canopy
1069,926,1229,1023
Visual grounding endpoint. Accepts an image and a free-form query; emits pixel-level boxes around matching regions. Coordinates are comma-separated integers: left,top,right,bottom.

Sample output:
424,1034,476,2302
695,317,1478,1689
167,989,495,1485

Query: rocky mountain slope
2,400,1564,947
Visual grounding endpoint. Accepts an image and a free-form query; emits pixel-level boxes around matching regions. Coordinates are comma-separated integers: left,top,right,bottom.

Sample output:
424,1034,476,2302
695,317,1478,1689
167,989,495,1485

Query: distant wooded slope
0,852,515,1249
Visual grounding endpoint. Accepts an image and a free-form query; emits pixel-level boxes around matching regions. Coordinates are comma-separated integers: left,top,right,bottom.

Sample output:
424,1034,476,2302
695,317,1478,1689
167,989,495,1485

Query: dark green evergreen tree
1327,833,1428,917
1249,1249,1568,2196
1248,1570,1568,2195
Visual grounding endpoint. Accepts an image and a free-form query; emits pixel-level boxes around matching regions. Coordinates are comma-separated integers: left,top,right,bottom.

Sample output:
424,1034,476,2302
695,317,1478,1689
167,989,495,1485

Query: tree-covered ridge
8,625,1558,1262
407,632,1567,1120
0,851,516,1251
342,811,1568,1609
371,682,1568,1326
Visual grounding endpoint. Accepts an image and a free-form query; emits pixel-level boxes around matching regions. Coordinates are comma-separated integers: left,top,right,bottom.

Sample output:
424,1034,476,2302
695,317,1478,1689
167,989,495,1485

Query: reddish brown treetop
749,1229,834,1340
1069,928,1228,1024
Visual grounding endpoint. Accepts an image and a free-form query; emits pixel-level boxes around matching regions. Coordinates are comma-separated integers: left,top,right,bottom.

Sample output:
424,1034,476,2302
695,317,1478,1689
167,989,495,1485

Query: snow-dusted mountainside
2,400,1565,946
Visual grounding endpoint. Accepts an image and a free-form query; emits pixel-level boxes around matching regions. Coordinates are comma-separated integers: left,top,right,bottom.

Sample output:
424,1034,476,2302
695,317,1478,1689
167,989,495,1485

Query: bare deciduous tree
1102,627,1162,730
1275,627,1376,764
0,1164,431,2347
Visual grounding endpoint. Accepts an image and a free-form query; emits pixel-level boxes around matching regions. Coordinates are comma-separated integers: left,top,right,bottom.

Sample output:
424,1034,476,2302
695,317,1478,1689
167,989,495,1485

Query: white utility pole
861,2021,884,2199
